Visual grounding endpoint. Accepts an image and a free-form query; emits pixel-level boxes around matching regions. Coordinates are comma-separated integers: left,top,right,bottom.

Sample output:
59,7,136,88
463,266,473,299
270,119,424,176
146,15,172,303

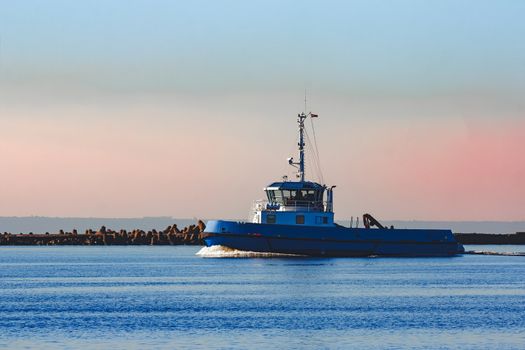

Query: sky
0,0,524,220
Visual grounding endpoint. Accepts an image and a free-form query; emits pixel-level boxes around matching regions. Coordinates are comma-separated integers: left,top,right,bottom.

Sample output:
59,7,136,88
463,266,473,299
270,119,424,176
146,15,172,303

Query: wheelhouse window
267,190,284,204
266,189,324,207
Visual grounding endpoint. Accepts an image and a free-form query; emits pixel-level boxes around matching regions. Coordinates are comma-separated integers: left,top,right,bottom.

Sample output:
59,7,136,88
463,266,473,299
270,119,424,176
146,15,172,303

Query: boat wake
464,250,525,256
196,245,305,258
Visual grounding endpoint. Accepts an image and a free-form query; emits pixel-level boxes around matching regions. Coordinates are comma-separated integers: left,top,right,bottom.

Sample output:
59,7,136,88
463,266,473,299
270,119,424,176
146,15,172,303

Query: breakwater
0,221,206,246
2,225,525,245
455,232,525,244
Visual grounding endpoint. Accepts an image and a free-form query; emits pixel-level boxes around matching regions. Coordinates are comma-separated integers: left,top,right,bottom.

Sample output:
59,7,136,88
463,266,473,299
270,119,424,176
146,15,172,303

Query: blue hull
203,220,465,257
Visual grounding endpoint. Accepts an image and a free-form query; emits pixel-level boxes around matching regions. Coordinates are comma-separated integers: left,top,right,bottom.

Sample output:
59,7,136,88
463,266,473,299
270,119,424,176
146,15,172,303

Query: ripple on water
0,245,524,349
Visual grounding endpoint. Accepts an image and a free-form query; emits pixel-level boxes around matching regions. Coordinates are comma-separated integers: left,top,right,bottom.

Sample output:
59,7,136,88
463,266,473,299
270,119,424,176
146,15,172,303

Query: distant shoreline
2,217,525,247
1,216,524,235
2,232,525,246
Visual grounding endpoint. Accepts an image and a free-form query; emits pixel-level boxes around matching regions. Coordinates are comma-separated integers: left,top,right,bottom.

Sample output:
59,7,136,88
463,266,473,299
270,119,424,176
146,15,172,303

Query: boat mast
298,112,306,182
289,92,313,182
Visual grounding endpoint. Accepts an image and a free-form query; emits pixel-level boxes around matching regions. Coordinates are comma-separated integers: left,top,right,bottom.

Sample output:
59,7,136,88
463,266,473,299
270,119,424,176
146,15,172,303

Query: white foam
196,245,305,258
465,250,525,256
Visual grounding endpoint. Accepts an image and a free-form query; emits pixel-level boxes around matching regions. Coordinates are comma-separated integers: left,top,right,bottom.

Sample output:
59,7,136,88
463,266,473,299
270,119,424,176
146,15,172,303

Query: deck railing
253,199,327,212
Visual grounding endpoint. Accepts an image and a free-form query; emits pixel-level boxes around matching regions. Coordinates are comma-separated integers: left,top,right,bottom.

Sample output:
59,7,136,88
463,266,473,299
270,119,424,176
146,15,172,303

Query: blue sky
0,1,524,219
2,0,524,97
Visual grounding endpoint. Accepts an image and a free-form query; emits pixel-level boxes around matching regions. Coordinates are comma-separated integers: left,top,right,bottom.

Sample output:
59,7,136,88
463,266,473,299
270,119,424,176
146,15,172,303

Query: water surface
1,246,524,349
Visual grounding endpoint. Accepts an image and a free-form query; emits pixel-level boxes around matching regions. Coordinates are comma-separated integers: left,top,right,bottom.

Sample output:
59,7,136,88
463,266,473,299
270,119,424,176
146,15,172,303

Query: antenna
304,88,307,114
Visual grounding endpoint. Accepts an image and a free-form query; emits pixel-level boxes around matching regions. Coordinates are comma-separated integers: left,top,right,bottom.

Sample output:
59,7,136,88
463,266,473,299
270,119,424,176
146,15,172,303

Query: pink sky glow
1,96,523,221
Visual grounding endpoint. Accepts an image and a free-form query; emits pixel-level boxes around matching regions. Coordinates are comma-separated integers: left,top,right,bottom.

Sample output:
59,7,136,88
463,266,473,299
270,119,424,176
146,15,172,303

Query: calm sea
1,245,524,349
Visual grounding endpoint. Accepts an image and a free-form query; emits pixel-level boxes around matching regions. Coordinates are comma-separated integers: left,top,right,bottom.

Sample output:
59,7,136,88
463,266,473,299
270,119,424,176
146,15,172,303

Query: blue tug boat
203,112,464,256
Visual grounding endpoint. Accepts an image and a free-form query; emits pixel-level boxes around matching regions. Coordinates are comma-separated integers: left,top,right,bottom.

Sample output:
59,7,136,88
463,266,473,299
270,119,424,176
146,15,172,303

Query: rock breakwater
455,232,525,244
1,220,207,246
2,224,525,246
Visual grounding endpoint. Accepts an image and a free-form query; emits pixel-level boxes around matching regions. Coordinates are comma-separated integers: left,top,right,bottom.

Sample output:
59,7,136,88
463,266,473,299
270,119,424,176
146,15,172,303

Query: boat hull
203,220,465,257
